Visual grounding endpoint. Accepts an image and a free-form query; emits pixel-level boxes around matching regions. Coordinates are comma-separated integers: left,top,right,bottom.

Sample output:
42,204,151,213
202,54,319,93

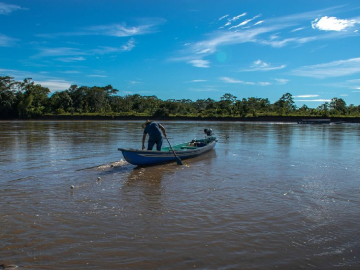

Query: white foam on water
97,159,129,170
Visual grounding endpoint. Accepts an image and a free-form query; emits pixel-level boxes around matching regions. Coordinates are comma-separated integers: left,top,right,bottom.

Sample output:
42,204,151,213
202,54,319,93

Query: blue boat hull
118,140,216,166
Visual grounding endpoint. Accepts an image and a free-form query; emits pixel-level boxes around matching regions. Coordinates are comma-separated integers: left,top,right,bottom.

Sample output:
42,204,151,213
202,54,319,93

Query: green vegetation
1,76,360,119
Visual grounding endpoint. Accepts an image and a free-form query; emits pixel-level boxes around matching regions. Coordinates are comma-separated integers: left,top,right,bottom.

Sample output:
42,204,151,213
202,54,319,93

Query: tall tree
330,97,347,114
274,93,296,115
17,78,50,118
0,76,19,118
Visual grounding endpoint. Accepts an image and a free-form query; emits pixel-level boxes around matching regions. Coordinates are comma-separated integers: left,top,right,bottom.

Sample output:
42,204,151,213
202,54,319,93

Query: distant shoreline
3,115,360,123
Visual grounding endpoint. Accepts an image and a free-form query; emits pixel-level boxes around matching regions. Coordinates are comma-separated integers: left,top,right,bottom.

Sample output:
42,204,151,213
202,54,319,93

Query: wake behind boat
118,134,218,166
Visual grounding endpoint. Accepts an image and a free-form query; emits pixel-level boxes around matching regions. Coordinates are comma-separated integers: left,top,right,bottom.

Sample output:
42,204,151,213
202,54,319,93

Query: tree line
1,76,360,119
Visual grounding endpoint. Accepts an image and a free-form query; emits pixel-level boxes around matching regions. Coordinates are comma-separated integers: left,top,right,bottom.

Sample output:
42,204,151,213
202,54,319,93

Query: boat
118,136,218,166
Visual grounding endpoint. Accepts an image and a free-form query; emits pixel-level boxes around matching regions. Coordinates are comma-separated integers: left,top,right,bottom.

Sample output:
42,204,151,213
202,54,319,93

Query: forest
1,76,360,119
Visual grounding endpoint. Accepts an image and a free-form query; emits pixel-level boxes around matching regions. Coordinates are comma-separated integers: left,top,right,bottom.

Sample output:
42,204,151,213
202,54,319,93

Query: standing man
142,120,167,151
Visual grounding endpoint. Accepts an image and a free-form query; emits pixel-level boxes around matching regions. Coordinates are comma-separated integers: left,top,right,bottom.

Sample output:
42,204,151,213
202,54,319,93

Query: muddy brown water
1,121,360,269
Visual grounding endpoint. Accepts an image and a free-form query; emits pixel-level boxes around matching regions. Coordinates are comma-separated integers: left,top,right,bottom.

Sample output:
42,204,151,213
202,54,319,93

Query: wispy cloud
293,94,319,98
274,78,289,85
186,79,207,83
291,27,306,32
37,19,165,38
254,21,264,26
229,14,262,30
127,80,142,88
188,59,210,68
62,70,81,74
324,78,360,90
242,60,286,71
294,99,331,102
220,76,254,85
0,2,26,15
34,47,86,57
34,39,136,59
122,38,136,51
219,13,247,29
85,19,164,37
258,82,271,86
220,76,272,86
0,33,18,47
56,57,86,62
219,15,229,21
312,16,359,31
0,68,72,92
290,57,360,78
175,6,360,68
87,74,107,78
34,80,71,91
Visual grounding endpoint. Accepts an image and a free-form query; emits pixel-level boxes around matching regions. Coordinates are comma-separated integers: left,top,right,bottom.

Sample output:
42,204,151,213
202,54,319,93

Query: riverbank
6,115,360,123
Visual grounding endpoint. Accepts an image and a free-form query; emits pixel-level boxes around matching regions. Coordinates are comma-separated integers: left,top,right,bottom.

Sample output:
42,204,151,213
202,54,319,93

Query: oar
165,137,183,165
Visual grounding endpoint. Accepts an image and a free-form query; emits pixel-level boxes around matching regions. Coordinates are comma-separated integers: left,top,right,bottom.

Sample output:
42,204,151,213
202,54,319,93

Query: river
1,120,359,269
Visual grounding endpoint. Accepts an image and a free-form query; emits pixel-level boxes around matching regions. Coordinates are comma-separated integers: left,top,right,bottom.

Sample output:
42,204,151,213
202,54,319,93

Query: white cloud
231,13,247,22
220,76,271,86
220,77,238,83
35,47,86,57
0,2,25,15
0,68,72,91
293,95,319,98
274,78,289,84
127,80,142,87
294,99,331,102
35,41,135,59
220,13,246,28
37,19,165,38
291,27,305,32
258,82,271,86
86,23,150,37
326,78,360,90
0,33,18,46
188,59,210,68
121,38,136,51
254,21,264,26
189,79,207,82
229,19,252,29
35,80,71,91
87,74,107,78
56,57,86,62
229,14,262,30
242,60,286,71
312,16,358,31
290,57,360,78
219,15,229,21
175,7,360,67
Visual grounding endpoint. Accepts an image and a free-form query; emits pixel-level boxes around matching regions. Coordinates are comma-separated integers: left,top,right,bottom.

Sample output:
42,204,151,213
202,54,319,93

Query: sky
1,0,360,107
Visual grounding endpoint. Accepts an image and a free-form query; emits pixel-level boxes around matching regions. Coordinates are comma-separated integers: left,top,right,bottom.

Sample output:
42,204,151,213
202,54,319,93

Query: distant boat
118,136,218,166
297,119,344,124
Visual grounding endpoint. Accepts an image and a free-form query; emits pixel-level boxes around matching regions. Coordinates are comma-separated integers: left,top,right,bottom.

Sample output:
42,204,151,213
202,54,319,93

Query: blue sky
1,0,360,107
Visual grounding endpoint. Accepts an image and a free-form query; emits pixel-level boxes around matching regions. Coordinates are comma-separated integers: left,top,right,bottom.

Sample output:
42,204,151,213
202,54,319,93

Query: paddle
165,136,183,165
